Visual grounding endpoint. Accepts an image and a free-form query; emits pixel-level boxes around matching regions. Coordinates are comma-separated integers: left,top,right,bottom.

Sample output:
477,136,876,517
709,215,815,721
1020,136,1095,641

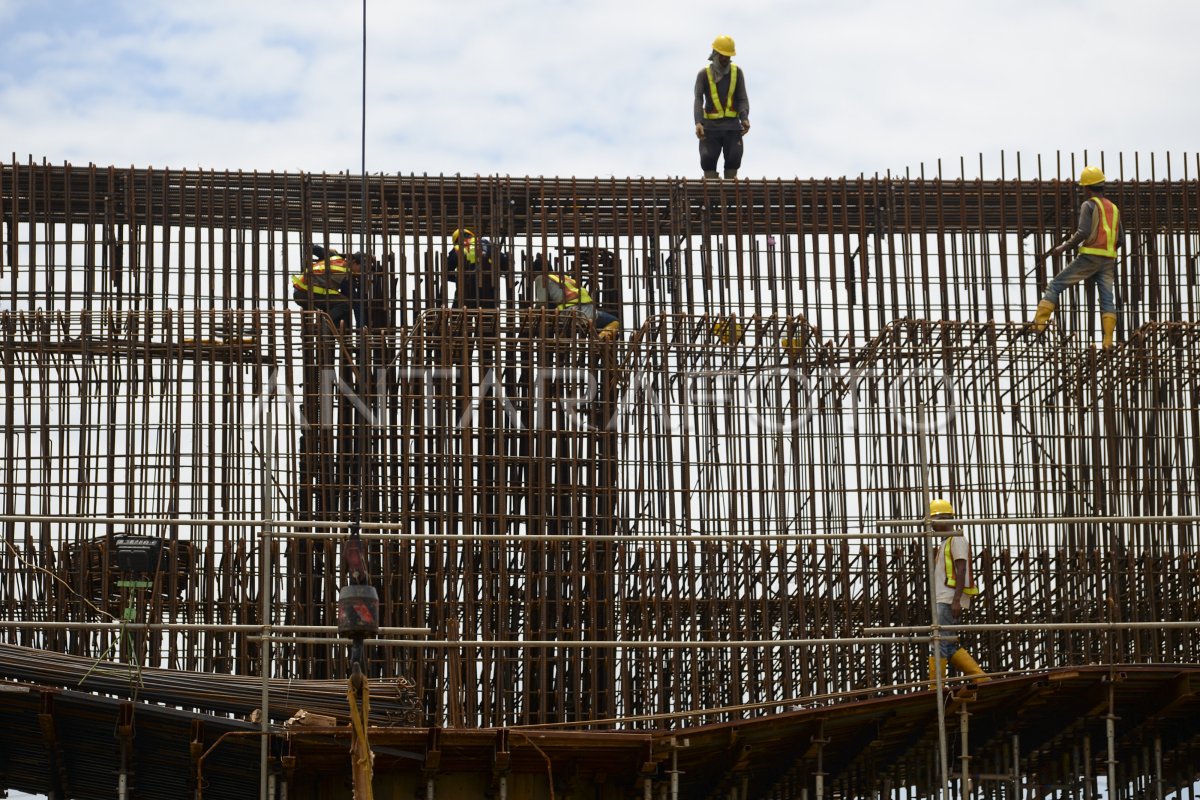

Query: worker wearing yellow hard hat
711,317,744,345
291,245,365,332
1030,166,1123,349
444,227,508,309
694,34,751,180
926,498,989,689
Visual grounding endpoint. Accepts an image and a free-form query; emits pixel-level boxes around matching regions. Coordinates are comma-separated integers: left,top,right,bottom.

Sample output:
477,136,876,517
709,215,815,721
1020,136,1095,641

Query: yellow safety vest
548,274,592,309
454,241,478,266
292,256,350,295
1078,197,1120,258
942,537,980,595
704,65,740,120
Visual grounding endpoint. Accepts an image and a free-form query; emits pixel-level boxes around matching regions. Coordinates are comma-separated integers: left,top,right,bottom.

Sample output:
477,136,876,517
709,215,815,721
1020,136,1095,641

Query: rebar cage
1,158,1199,734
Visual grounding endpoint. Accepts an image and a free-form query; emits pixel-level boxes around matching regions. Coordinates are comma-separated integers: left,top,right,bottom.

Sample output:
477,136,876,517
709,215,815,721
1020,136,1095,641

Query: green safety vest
704,65,740,120
292,256,349,295
942,537,980,595
548,274,592,309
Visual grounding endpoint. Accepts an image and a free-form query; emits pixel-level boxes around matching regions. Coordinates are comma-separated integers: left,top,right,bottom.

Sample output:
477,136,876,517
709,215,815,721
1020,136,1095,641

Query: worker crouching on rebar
1030,166,1123,349
444,228,507,309
529,255,621,341
927,499,989,688
291,246,367,332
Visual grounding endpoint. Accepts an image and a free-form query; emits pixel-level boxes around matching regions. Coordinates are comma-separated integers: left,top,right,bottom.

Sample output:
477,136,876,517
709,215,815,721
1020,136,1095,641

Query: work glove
694,122,704,139
741,119,751,135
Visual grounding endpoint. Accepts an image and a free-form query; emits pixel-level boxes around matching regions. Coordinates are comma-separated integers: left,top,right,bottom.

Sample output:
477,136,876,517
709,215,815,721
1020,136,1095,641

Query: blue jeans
1042,254,1116,313
932,603,961,659
595,310,620,331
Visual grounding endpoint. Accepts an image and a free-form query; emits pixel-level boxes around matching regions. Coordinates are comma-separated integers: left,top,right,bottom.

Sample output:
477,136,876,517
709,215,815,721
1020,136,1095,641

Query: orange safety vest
704,65,740,120
547,274,592,309
292,255,350,295
1078,197,1120,258
942,537,980,595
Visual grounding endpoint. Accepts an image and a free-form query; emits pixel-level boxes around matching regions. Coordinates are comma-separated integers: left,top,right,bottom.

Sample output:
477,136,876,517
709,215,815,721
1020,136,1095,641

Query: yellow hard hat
712,318,744,345
780,337,805,357
451,228,475,243
1079,166,1106,186
712,35,736,57
929,498,954,517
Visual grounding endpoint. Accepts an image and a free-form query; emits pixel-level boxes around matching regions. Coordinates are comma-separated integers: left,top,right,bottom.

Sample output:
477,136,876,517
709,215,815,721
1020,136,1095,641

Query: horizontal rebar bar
866,621,1200,634
0,621,429,635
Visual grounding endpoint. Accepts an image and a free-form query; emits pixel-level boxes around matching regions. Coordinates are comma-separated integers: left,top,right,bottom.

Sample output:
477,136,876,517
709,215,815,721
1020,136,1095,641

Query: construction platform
3,643,1199,798
1,157,1199,798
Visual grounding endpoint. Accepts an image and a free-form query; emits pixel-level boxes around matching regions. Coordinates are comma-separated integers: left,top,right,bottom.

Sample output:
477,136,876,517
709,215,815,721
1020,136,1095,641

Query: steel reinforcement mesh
1,159,1198,730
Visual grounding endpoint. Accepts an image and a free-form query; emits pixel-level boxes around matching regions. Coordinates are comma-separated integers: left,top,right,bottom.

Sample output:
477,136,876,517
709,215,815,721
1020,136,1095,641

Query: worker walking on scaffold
927,498,989,688
1029,166,1123,349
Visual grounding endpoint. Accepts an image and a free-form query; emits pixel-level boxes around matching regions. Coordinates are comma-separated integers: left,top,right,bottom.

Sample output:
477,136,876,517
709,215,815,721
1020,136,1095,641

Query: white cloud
0,0,1196,179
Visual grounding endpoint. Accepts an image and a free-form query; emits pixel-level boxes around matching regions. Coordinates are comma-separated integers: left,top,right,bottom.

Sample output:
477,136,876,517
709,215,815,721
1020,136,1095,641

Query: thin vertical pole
918,403,950,800
1106,683,1118,800
1011,734,1021,800
260,388,276,799
1154,734,1163,800
959,703,970,798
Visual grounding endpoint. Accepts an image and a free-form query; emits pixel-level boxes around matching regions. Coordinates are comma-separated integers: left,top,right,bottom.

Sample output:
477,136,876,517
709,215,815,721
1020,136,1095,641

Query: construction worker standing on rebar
927,499,988,687
1029,166,1123,348
694,34,750,180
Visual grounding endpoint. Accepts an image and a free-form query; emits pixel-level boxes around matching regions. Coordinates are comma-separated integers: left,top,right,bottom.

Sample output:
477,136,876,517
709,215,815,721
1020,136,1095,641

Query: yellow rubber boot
1101,312,1117,349
598,321,620,342
949,648,989,682
1030,300,1056,332
927,655,947,689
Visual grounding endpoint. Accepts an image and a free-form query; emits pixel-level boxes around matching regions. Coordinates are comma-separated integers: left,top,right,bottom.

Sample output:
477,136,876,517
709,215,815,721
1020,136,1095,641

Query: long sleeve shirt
1074,199,1124,253
694,64,749,129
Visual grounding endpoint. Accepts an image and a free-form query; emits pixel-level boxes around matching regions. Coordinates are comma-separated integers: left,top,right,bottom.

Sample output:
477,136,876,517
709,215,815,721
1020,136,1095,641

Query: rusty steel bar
2,159,1200,798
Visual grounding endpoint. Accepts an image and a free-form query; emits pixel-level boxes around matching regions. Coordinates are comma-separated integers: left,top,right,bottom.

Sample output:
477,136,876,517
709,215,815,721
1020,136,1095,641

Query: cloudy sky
2,0,1198,182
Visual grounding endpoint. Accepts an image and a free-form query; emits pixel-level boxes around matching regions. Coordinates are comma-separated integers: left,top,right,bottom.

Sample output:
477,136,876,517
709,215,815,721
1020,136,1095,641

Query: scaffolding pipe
917,403,951,800
814,721,826,800
875,514,1200,527
260,393,275,800
249,636,933,648
1011,734,1020,800
1154,734,1163,800
0,621,428,635
1107,684,1118,800
7,511,1200,532
1084,735,1094,800
866,621,1200,634
959,702,970,799
670,746,679,800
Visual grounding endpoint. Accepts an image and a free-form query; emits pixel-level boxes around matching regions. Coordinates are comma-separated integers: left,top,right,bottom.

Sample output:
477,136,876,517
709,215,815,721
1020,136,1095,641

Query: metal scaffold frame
1,156,1199,799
